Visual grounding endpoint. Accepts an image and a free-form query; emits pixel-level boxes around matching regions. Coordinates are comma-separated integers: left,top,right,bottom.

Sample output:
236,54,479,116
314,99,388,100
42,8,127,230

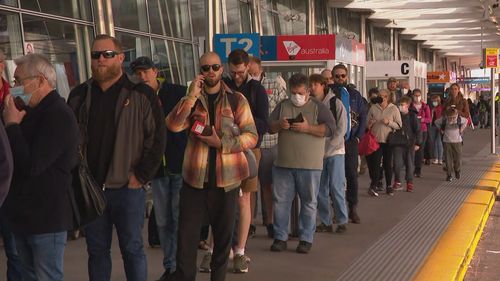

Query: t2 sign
214,33,260,62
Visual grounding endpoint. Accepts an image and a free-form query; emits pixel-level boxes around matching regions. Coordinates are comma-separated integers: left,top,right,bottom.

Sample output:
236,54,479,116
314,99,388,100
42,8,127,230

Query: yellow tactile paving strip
413,163,500,281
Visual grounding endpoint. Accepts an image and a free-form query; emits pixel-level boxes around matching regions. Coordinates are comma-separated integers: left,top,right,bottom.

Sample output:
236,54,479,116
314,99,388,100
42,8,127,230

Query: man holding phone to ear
268,73,335,254
166,51,257,281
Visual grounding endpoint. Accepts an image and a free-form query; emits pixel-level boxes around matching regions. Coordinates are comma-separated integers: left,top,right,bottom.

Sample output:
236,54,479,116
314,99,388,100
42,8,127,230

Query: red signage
276,35,335,61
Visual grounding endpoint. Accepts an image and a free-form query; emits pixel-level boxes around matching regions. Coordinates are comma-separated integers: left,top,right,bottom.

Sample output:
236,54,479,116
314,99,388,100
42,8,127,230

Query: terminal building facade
0,0,446,98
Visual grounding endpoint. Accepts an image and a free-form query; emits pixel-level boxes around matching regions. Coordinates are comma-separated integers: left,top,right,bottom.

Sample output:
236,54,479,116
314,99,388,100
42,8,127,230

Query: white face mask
415,96,422,103
403,88,409,94
291,94,307,107
399,105,408,114
432,101,438,107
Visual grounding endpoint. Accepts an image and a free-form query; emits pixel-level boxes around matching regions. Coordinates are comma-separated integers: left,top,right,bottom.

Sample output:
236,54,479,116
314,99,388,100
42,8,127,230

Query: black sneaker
455,171,461,179
296,241,312,254
414,172,421,178
368,188,379,197
376,181,384,192
266,224,274,238
446,175,453,182
335,224,347,234
156,269,174,281
316,223,333,233
248,224,256,238
386,186,394,196
270,239,287,252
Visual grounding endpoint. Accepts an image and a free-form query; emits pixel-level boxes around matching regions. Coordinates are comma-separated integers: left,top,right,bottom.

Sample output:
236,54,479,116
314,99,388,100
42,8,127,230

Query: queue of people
0,35,473,281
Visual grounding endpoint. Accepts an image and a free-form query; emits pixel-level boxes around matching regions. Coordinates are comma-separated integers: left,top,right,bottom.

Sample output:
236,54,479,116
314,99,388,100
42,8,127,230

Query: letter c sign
401,63,410,75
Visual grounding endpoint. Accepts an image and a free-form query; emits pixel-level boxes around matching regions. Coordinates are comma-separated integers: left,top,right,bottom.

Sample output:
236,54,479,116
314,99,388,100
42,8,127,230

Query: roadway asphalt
0,128,493,281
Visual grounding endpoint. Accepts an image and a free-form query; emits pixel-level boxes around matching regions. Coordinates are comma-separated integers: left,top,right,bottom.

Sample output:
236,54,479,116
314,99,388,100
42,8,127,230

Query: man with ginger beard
166,51,257,281
68,34,166,281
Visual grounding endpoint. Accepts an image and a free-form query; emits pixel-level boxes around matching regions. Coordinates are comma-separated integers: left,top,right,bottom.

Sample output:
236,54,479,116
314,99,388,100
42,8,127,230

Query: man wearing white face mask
268,73,335,254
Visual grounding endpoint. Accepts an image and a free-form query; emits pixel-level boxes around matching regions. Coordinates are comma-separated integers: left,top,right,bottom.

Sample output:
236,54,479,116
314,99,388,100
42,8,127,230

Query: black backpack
440,115,462,133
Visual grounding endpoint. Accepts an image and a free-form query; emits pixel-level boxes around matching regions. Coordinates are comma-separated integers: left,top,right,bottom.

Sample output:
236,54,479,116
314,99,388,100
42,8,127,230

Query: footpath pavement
0,128,494,281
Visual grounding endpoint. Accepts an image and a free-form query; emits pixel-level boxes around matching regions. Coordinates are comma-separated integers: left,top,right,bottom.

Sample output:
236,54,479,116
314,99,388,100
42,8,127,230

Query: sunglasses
91,50,120,60
200,64,221,72
335,74,347,79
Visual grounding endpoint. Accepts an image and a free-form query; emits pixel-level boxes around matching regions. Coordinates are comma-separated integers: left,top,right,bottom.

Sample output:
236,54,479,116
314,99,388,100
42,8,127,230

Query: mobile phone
287,113,304,124
13,96,27,111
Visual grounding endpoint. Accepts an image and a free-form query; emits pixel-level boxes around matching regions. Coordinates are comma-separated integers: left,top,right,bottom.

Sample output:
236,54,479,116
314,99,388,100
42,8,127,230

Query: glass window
223,0,252,33
20,0,91,21
0,11,22,84
22,15,93,100
262,0,307,35
0,0,17,7
115,32,151,73
314,0,328,34
148,0,191,39
191,0,206,42
112,0,148,32
151,39,173,83
166,41,194,85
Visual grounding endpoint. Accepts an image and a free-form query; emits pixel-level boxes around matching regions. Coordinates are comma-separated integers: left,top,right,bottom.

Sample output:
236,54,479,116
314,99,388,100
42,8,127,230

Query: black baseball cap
130,56,155,72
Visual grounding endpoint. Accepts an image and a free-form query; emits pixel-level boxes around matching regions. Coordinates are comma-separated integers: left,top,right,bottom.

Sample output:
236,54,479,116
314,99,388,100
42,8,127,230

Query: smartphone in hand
287,113,304,124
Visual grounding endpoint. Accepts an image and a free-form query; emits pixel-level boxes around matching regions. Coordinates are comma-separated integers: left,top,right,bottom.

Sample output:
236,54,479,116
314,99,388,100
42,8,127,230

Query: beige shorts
240,148,261,193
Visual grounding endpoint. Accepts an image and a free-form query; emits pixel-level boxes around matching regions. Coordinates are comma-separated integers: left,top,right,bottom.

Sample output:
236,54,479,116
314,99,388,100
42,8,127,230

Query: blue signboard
213,33,260,62
260,36,277,61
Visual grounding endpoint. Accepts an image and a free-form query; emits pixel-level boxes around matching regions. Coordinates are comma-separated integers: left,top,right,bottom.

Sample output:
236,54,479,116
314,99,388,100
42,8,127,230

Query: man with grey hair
68,35,166,281
2,53,79,281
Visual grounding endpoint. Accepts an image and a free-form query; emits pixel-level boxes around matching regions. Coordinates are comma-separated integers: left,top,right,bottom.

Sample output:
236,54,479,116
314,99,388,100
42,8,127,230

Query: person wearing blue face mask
2,53,79,281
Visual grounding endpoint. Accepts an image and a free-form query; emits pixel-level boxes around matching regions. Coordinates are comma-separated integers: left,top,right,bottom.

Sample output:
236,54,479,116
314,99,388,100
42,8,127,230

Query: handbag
69,81,107,228
358,130,379,156
387,129,409,147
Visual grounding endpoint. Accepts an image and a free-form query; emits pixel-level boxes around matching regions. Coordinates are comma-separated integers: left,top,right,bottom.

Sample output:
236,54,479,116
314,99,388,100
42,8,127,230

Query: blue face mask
10,86,31,106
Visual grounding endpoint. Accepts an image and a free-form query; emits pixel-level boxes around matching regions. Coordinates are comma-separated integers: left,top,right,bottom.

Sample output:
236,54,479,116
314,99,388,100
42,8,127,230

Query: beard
92,62,122,83
204,74,221,88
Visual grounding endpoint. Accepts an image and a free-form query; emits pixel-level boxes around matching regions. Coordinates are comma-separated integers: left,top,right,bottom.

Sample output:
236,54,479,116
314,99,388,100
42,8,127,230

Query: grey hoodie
322,91,347,157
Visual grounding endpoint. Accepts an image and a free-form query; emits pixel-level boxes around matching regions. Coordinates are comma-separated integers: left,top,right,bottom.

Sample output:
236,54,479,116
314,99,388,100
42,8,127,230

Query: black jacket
4,91,79,234
223,77,269,148
401,108,422,146
156,82,188,176
68,75,166,187
0,121,12,207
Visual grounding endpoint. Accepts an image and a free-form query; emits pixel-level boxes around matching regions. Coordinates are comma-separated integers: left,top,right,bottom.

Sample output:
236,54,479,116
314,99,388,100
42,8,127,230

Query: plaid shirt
166,88,257,190
260,76,288,148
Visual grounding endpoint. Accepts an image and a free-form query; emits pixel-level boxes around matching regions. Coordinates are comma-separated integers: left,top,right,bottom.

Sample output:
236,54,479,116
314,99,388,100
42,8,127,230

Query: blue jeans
85,186,147,281
317,155,348,226
0,215,22,281
152,173,183,272
14,231,67,281
272,166,321,243
429,126,443,161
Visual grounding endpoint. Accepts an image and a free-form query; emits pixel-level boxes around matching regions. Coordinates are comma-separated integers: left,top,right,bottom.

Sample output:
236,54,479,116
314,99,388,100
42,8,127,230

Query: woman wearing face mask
366,89,402,196
443,83,470,119
410,89,431,177
429,95,444,164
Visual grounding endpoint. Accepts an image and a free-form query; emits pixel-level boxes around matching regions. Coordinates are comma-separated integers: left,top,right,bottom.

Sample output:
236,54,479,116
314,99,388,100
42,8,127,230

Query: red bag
358,131,379,156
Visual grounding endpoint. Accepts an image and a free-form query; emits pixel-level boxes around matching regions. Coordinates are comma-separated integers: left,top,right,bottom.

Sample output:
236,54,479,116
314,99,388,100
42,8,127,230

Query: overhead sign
213,33,260,62
457,77,491,84
260,36,277,61
276,34,335,61
427,71,456,83
485,48,499,68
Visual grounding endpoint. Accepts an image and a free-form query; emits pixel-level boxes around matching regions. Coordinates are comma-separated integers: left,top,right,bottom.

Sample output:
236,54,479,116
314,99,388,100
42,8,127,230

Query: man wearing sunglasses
222,49,269,274
68,35,166,281
130,56,188,281
331,64,367,225
166,51,257,281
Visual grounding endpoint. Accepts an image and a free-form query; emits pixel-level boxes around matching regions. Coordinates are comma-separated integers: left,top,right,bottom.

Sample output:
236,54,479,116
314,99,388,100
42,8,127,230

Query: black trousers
175,184,238,281
415,131,428,172
424,129,434,160
345,138,359,208
366,143,393,188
